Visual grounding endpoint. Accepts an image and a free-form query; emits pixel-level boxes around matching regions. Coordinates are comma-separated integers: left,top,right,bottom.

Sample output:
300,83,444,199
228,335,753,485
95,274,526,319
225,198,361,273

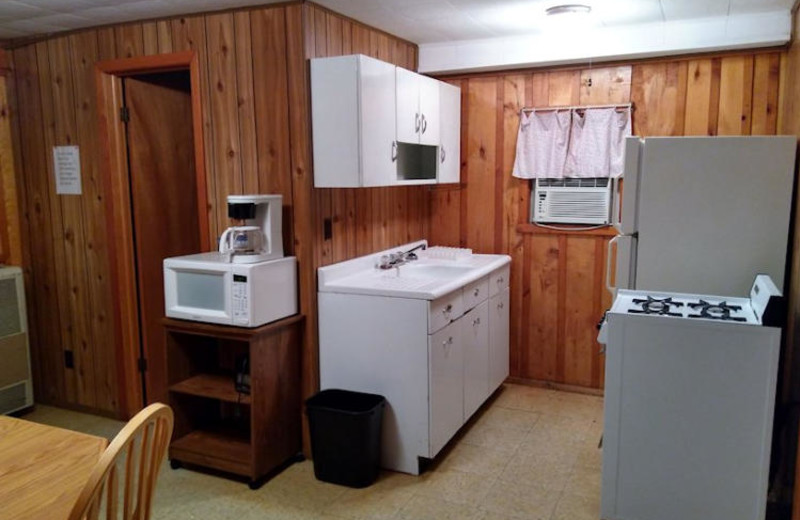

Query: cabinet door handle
473,317,481,326
442,336,453,352
392,141,397,162
473,288,480,297
498,302,504,310
415,113,420,133
440,146,446,163
497,277,504,285
421,114,428,134
442,304,452,316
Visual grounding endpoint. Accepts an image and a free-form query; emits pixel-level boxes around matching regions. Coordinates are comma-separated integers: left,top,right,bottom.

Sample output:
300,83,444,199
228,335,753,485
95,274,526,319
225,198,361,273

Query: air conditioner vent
532,177,612,225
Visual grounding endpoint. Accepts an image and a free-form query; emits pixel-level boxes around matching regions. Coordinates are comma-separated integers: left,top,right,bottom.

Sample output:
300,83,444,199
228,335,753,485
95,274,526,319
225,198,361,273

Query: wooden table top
0,415,108,520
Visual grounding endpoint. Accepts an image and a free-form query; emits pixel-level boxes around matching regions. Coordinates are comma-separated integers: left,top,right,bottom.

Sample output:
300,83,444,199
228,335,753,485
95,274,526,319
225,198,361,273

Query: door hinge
138,358,147,372
120,106,130,123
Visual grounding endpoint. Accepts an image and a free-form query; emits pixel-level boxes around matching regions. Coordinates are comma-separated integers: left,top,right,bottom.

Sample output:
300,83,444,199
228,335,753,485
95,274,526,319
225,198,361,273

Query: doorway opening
97,52,209,417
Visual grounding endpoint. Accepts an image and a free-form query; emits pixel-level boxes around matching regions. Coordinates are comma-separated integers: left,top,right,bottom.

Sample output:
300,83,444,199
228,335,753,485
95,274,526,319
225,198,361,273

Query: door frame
96,51,209,417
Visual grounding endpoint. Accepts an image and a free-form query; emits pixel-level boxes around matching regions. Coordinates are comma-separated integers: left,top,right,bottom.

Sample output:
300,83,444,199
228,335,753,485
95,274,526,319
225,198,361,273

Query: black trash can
305,389,386,488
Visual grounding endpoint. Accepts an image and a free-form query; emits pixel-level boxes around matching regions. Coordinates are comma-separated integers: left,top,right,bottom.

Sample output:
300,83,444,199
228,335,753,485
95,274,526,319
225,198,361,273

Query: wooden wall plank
631,62,687,136
465,78,497,253
142,22,159,55
44,36,97,408
69,30,117,412
563,237,597,387
157,21,173,54
718,55,754,135
548,70,580,106
234,11,258,194
172,15,217,243
579,66,632,105
12,44,66,405
115,23,145,58
752,53,781,135
684,59,721,136
206,13,243,236
525,235,559,380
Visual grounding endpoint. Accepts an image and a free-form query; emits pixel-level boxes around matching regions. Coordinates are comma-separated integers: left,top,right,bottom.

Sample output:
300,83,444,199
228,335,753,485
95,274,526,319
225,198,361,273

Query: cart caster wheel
169,460,182,470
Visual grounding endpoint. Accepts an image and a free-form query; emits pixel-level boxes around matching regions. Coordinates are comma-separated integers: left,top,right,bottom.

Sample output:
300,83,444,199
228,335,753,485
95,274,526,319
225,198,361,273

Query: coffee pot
218,194,284,263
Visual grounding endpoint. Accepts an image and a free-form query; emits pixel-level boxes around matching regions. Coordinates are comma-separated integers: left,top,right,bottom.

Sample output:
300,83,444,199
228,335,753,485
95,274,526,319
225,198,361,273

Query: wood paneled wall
8,1,420,416
433,50,784,390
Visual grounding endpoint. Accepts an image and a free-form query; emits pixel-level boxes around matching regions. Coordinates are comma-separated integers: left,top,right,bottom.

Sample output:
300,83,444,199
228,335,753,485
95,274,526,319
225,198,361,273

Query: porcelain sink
391,263,475,279
318,241,511,300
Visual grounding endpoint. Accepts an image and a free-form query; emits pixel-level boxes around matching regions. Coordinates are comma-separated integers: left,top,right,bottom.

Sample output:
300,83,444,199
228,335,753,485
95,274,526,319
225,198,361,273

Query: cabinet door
429,320,464,457
438,81,461,183
489,288,510,392
463,300,490,420
396,67,420,144
418,74,440,146
360,56,398,187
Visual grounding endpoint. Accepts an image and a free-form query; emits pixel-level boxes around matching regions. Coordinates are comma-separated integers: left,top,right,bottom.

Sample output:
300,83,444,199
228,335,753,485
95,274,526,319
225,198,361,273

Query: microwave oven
164,252,297,327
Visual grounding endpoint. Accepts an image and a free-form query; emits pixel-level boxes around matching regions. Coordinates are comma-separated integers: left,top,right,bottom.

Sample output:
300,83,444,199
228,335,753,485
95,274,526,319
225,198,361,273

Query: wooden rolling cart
163,315,303,488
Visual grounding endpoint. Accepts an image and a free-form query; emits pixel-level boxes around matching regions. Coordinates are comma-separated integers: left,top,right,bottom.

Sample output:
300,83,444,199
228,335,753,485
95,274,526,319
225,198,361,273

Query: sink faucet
378,243,427,270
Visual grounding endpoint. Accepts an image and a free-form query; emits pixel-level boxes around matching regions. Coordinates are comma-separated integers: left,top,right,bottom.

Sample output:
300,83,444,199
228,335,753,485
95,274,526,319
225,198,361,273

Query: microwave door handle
606,235,621,297
218,228,231,254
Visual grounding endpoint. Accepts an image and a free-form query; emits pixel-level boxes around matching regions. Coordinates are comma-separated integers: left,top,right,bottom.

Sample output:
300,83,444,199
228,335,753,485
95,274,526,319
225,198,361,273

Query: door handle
421,114,428,134
440,146,446,163
391,141,397,162
415,113,420,133
606,235,620,297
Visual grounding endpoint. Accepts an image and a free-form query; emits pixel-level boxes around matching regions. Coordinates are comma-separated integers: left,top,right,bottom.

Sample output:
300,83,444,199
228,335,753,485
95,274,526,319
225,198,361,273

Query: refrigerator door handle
612,176,622,232
606,235,621,297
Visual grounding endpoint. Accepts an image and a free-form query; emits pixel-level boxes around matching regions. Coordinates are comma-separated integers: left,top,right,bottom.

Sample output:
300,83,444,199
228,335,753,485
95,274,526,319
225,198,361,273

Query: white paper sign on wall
53,145,82,195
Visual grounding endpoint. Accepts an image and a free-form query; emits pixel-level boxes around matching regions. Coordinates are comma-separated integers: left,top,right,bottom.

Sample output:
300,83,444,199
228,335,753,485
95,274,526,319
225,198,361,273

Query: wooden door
123,71,201,404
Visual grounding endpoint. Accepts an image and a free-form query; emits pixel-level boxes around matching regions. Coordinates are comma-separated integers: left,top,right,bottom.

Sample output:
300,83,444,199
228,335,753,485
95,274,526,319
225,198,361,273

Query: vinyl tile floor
23,384,604,520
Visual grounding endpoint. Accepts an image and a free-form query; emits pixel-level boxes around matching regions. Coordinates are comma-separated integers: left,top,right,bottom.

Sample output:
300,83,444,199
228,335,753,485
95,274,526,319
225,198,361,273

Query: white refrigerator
608,136,796,297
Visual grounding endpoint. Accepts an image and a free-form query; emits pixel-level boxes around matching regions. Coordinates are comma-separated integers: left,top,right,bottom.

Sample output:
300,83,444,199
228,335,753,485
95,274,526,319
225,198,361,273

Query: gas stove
620,294,754,323
598,274,785,345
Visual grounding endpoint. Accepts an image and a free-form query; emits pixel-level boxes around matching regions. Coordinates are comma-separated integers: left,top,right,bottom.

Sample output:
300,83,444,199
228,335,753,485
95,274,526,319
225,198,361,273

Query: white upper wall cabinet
438,81,461,184
311,54,461,187
396,67,440,146
311,54,397,188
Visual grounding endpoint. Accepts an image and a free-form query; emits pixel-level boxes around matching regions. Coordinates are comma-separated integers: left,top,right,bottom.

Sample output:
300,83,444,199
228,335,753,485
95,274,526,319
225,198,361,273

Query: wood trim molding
95,51,209,417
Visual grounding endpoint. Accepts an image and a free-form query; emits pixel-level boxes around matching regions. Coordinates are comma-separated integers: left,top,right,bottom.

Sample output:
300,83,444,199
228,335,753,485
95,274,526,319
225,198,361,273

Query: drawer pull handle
498,302,504,310
473,317,481,326
442,304,452,315
473,288,480,297
497,277,504,284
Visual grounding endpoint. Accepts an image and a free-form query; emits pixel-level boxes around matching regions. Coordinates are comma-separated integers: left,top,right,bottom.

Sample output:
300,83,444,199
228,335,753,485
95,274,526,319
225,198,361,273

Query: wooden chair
68,403,174,520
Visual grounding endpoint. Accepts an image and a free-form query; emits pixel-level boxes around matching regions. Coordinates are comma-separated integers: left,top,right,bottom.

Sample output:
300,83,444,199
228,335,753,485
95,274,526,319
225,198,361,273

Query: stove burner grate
686,300,746,322
628,297,684,317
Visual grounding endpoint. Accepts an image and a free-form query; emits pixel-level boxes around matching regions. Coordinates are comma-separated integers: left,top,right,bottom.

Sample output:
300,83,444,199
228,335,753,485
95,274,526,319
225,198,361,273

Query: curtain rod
521,102,633,113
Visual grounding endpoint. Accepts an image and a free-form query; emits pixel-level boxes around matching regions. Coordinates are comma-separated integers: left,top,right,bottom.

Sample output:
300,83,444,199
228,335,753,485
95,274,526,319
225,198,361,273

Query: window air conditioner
0,266,33,414
531,177,612,225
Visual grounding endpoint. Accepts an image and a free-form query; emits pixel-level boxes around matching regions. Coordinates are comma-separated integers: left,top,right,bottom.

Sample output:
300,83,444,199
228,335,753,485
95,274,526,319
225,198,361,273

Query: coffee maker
219,194,283,263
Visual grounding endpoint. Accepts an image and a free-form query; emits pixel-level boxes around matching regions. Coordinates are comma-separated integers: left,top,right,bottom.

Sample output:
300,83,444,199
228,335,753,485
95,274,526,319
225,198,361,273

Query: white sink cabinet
318,242,510,474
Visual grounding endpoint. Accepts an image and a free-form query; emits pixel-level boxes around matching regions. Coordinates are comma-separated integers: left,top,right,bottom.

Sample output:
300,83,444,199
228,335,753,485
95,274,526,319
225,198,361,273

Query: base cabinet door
489,288,510,391
463,300,489,420
429,320,464,457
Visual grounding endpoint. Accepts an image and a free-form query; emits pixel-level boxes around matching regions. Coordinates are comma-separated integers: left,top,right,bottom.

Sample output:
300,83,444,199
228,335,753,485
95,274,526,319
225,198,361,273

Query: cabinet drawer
489,264,510,298
429,292,464,334
462,276,489,311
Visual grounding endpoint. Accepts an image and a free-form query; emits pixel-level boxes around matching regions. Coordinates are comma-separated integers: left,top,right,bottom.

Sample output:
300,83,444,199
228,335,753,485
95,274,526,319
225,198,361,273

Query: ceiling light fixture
546,4,592,17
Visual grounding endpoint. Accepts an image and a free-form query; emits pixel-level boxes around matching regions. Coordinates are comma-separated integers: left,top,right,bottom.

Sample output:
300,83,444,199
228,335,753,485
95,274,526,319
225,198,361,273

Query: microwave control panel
232,274,249,321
